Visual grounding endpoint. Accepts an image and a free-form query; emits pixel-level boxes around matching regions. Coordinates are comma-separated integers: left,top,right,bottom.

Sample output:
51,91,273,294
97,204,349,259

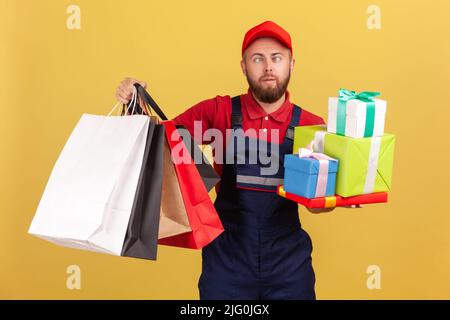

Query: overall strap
231,96,243,129
284,105,301,142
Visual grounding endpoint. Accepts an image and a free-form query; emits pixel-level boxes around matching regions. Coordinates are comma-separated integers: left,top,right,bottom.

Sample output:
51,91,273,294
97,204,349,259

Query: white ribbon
363,136,381,194
298,141,337,198
314,128,381,195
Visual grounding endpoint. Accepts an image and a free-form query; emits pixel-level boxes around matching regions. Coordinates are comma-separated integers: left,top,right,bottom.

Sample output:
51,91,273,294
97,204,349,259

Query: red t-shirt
172,88,325,178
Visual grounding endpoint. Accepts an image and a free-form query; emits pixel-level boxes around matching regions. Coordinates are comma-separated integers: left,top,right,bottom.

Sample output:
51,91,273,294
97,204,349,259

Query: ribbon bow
298,141,337,198
298,141,336,162
336,88,381,137
338,88,380,103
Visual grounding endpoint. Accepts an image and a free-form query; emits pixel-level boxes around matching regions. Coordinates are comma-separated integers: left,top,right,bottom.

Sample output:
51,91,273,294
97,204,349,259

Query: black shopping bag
121,117,164,260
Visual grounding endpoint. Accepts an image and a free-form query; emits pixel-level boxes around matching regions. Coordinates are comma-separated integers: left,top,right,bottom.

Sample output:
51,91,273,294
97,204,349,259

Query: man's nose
264,60,273,73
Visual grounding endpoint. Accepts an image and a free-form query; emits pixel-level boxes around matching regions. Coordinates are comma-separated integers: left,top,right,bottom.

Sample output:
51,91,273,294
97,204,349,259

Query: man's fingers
117,96,127,104
118,87,131,98
343,204,364,208
118,97,128,104
116,77,147,104
116,90,130,104
115,90,124,103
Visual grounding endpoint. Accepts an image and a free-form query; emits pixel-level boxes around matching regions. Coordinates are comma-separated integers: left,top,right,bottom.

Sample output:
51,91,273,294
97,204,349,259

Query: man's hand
306,207,336,214
115,77,147,104
306,204,363,214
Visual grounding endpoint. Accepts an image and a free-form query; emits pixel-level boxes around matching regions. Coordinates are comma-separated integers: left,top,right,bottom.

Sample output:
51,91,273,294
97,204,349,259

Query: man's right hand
115,77,147,104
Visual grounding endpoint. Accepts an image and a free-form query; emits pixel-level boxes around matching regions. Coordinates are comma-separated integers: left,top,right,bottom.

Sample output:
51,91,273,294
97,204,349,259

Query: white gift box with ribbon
327,89,387,138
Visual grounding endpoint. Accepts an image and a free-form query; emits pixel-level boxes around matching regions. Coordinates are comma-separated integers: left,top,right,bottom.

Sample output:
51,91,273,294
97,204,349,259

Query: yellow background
1,0,449,299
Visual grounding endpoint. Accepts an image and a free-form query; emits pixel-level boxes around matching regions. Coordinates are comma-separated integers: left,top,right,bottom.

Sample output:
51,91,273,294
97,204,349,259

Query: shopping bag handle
133,83,168,120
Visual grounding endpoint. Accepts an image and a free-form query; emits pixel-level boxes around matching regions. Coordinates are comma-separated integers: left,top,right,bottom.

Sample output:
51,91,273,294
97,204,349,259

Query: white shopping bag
29,99,150,255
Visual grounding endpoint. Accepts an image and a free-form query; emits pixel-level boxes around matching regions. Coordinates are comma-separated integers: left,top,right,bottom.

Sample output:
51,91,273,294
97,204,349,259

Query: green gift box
293,125,395,197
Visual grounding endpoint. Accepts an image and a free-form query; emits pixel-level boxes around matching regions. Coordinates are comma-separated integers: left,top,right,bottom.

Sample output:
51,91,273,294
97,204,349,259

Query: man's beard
246,70,291,103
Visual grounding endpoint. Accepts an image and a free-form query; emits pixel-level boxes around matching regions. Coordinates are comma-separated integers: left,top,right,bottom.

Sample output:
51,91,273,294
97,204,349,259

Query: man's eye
254,57,262,63
273,56,282,62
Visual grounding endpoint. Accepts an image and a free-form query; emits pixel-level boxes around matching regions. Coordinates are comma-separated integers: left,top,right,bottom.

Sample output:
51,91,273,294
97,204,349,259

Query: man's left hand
306,204,363,214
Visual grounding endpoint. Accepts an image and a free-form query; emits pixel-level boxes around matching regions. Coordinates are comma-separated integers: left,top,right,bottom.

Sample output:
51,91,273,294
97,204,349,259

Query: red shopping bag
158,120,224,249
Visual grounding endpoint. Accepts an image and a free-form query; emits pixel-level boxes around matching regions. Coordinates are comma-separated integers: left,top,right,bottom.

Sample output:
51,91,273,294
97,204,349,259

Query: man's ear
241,59,247,76
290,58,295,72
240,59,247,76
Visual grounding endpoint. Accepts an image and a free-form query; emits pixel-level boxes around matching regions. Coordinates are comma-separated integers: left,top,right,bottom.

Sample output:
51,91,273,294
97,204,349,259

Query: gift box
293,125,395,197
328,88,387,138
284,146,338,199
277,185,388,209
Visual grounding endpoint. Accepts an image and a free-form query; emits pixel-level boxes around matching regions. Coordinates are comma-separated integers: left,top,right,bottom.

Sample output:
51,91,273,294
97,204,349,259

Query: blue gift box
284,154,338,199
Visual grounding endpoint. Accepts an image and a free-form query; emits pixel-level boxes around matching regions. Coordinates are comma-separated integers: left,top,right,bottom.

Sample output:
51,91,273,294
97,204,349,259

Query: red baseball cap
242,20,292,56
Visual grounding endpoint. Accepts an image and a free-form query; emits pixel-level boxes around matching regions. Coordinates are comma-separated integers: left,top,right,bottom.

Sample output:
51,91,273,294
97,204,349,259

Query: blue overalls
198,95,316,300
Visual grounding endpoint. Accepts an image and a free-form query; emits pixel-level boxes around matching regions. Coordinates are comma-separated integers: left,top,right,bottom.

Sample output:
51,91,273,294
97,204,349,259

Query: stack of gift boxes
280,88,396,208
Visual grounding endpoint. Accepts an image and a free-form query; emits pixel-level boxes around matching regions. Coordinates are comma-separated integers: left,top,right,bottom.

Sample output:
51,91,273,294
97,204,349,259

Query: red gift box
277,185,388,208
